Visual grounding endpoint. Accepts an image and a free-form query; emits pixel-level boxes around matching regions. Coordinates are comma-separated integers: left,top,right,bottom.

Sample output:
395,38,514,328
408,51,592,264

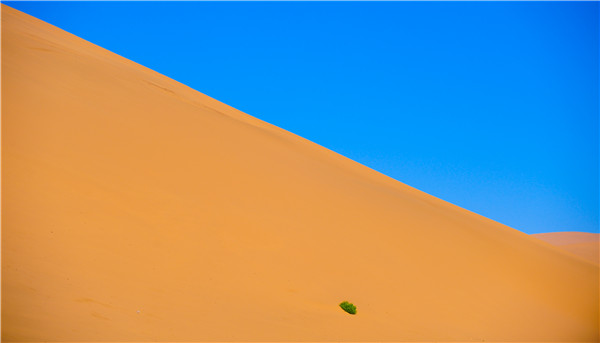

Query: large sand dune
532,232,599,265
2,5,598,341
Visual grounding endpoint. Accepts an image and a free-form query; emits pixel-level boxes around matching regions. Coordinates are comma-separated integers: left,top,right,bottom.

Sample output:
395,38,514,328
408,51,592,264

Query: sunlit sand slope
533,232,599,265
2,5,598,341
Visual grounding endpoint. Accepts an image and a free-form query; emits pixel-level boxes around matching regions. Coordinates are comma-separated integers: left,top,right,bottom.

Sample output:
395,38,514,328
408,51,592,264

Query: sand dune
532,232,599,265
2,4,598,341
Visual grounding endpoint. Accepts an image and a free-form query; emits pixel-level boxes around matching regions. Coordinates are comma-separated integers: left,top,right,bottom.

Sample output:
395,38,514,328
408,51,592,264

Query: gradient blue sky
5,1,598,234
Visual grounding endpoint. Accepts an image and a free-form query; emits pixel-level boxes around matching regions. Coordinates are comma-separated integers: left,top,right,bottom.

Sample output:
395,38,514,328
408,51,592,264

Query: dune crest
2,4,598,341
532,232,599,265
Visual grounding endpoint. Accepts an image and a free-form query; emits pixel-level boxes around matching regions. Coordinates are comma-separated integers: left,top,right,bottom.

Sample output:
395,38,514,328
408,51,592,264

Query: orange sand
532,232,599,265
2,5,598,341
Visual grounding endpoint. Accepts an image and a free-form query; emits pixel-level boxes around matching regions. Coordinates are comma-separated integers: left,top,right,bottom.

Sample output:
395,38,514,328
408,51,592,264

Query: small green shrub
339,301,357,315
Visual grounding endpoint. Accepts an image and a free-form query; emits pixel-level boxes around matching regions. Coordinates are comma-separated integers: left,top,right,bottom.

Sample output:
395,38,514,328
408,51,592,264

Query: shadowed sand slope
2,5,598,341
532,232,599,265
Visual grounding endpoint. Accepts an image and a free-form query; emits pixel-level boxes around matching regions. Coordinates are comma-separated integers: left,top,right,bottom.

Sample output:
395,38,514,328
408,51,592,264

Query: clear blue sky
5,1,598,234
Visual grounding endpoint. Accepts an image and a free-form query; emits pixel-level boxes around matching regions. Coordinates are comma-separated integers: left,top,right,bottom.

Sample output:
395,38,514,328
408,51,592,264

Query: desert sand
2,4,598,341
532,232,599,265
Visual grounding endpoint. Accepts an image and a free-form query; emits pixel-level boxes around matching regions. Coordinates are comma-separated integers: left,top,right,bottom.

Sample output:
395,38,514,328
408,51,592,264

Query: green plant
339,301,357,315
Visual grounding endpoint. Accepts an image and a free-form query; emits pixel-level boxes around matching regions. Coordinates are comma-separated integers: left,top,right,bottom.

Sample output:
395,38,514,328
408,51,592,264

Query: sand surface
532,232,599,265
2,5,599,341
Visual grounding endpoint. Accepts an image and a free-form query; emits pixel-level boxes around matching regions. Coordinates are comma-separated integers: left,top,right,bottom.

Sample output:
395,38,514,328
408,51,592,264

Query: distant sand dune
532,232,599,265
2,4,598,341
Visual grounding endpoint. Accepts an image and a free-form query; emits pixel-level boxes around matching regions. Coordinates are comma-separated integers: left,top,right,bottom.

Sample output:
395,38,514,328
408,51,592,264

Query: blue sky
5,1,598,234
